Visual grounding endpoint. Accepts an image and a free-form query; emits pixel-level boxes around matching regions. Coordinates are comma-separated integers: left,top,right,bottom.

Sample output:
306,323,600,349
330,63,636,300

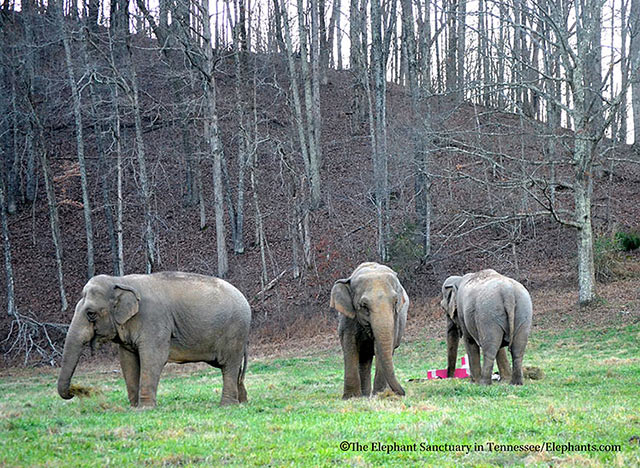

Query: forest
0,0,639,367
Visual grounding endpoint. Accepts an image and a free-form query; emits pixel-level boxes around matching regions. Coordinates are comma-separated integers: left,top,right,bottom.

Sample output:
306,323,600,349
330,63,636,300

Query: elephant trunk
372,312,405,396
57,314,93,400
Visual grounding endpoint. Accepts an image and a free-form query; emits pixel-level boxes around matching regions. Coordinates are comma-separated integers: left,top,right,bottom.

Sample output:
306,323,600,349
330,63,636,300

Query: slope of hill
1,21,639,366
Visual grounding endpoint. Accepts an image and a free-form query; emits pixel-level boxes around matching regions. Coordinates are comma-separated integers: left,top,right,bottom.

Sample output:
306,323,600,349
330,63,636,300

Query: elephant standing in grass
330,262,409,399
57,272,251,407
441,269,532,385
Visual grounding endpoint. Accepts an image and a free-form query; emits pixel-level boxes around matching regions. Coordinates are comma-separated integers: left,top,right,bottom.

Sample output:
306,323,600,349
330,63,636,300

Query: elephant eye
86,310,97,322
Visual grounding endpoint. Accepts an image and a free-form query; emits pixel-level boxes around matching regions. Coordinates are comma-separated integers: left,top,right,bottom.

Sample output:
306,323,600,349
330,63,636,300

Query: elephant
440,269,532,385
57,272,251,407
330,262,409,399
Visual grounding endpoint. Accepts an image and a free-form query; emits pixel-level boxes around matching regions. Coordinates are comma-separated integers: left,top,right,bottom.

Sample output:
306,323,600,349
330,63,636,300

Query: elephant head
441,275,463,378
440,275,462,321
57,275,139,400
330,265,407,396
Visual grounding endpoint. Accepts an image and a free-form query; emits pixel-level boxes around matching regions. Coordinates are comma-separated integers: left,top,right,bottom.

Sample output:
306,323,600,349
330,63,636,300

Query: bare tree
0,170,17,317
32,107,68,311
58,0,95,278
369,0,397,260
630,0,640,145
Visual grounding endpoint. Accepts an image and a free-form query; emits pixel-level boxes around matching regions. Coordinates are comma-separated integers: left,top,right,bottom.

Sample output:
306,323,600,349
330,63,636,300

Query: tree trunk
202,0,229,278
112,85,125,276
574,145,596,304
0,175,17,317
35,115,68,311
630,0,640,144
60,6,95,279
297,0,323,208
370,0,389,261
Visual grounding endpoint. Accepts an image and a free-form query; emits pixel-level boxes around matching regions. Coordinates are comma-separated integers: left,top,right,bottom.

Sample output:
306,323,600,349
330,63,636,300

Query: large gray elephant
330,262,409,399
440,269,532,385
57,272,251,407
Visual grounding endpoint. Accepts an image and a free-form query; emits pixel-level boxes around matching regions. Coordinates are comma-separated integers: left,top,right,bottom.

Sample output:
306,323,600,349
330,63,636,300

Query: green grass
1,325,639,467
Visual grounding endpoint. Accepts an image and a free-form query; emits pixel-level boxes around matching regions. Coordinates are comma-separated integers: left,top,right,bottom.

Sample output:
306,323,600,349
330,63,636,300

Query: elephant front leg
359,359,373,397
463,337,482,383
137,345,169,408
446,319,460,378
341,333,362,399
372,363,388,394
118,346,140,407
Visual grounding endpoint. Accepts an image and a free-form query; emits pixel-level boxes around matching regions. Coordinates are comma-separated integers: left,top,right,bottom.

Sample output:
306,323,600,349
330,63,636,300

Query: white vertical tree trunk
59,9,95,279
630,0,640,144
202,0,229,278
370,0,389,261
0,176,17,317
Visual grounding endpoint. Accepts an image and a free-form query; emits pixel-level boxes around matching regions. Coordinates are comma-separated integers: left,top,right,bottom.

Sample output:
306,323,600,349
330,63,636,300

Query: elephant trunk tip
57,384,74,400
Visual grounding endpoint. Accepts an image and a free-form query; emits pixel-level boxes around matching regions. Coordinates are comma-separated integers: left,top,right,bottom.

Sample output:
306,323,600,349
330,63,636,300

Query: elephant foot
137,396,157,408
478,378,492,386
510,377,524,385
238,388,248,404
342,391,362,400
220,397,240,406
135,403,156,411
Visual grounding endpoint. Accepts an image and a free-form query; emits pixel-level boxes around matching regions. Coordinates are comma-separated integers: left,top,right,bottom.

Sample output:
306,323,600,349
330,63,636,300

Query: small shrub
389,222,424,278
615,231,640,251
594,234,620,283
594,230,639,283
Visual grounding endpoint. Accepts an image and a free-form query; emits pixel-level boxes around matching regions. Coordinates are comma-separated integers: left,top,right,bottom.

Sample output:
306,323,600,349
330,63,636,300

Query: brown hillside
1,24,640,366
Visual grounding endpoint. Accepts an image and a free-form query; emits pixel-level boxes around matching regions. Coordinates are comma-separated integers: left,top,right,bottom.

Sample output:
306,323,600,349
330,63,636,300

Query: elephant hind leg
220,363,242,406
496,347,512,383
509,337,529,385
238,381,248,403
463,338,482,383
480,345,499,386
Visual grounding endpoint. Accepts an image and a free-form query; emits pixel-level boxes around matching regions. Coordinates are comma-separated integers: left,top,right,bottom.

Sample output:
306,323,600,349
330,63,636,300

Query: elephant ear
442,276,461,320
393,278,409,315
330,279,355,319
112,284,140,325
444,285,457,320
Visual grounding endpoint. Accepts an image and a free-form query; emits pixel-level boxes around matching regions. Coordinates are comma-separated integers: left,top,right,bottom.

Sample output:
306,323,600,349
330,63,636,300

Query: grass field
1,323,639,467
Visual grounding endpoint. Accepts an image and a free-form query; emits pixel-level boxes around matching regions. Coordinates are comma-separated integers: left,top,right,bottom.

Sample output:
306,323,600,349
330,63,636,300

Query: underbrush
1,325,638,467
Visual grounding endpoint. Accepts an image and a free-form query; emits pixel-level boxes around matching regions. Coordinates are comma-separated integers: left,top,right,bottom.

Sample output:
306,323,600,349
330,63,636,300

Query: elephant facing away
330,262,409,399
441,269,532,385
57,272,251,407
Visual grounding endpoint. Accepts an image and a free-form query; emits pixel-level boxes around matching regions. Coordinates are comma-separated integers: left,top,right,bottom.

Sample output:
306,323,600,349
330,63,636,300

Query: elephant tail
505,287,516,351
238,345,248,386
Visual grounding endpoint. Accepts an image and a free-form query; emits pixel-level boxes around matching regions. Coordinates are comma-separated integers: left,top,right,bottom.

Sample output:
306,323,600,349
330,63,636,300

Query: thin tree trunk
297,0,323,208
112,85,125,276
402,0,431,256
34,112,68,311
202,0,229,277
130,65,155,273
370,0,389,261
630,0,640,144
60,7,95,279
0,175,17,317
